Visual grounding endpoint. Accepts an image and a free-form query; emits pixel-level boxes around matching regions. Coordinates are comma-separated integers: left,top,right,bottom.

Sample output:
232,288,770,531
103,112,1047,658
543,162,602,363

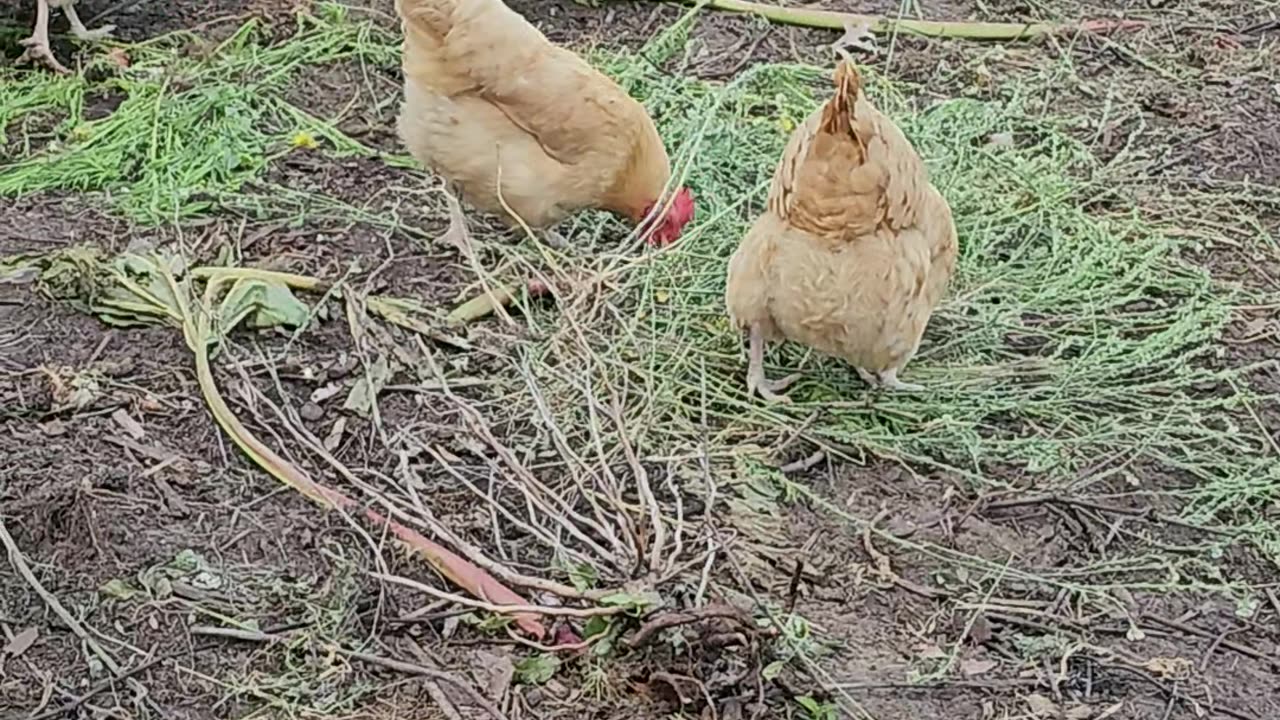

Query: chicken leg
58,0,115,41
17,0,114,75
746,324,800,403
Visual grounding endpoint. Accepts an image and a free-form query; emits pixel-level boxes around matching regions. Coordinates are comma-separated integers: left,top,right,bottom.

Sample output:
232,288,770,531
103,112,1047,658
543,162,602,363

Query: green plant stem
665,0,1138,39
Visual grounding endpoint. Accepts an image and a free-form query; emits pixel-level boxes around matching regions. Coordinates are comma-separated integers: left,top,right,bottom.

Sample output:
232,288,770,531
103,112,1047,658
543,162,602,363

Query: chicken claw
857,366,924,393
17,0,114,75
746,324,800,403
17,0,69,74
832,18,878,56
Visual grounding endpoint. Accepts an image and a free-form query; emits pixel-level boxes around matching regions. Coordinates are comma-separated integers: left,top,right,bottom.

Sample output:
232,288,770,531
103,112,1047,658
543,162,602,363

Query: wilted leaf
514,653,561,685
913,642,946,660
3,627,38,657
323,417,346,452
599,590,662,612
111,408,146,440
1025,693,1057,717
471,650,515,701
169,548,208,573
103,47,130,67
568,563,597,592
1143,656,1192,679
960,658,998,676
100,578,139,600
343,354,393,418
1096,701,1125,719
311,382,343,403
762,659,787,680
968,613,993,644
219,278,309,331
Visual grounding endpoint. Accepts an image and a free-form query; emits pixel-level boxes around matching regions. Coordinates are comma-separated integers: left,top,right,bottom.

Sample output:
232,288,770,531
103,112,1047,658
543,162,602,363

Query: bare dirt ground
2,1,1278,719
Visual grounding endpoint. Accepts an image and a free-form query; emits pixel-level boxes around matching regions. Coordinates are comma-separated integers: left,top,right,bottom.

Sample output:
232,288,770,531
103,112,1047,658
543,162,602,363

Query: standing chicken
394,0,695,247
17,0,114,74
725,58,957,402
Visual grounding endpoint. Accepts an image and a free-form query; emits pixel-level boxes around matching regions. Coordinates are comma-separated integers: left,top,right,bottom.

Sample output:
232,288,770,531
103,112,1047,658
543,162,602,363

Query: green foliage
0,5,399,223
795,695,839,720
515,653,562,685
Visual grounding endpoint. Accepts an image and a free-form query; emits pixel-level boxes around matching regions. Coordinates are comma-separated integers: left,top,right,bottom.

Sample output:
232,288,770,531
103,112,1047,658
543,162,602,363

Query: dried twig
661,0,1146,39
626,604,762,650
0,518,153,708
189,625,510,720
982,494,1239,538
1143,614,1271,664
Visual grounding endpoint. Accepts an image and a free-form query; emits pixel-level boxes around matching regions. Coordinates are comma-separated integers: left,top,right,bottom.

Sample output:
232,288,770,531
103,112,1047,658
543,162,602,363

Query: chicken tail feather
820,53,862,136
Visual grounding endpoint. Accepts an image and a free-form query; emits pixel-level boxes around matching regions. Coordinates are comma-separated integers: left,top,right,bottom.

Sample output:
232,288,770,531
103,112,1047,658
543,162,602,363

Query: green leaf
100,578,139,600
514,653,561,685
599,589,662,611
218,278,309,332
762,659,786,681
569,562,598,592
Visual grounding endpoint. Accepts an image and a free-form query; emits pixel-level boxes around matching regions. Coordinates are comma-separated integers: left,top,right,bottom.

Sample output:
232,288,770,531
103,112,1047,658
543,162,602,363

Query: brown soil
3,1,1278,719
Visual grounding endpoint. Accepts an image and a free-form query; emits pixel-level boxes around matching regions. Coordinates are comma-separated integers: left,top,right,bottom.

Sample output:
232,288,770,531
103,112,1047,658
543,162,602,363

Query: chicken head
639,187,696,246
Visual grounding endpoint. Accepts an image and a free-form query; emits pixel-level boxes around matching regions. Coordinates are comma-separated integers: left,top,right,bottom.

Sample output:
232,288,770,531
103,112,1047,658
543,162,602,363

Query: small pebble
299,402,324,421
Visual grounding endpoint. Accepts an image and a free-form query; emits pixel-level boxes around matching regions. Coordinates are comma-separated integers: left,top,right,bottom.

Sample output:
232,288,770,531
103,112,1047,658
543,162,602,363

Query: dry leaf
311,382,343,403
1096,701,1124,719
960,658,998,676
968,613,993,644
323,417,346,452
111,408,146,440
914,642,946,660
40,420,67,436
1025,693,1057,718
1143,656,1192,679
3,627,37,657
1065,704,1094,719
104,47,130,67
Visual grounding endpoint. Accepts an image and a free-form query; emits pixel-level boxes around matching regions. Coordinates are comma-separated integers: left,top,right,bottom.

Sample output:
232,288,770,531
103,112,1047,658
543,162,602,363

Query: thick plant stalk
669,0,1145,40
190,275,547,639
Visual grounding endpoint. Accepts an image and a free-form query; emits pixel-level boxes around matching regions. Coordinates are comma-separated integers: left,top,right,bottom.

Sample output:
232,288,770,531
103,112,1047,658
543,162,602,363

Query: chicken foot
17,0,114,75
746,324,800,403
17,0,67,74
856,366,924,393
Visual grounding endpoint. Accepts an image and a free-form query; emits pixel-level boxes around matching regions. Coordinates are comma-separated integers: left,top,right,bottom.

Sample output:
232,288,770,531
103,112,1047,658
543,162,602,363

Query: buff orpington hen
17,0,114,74
725,57,957,403
394,0,695,247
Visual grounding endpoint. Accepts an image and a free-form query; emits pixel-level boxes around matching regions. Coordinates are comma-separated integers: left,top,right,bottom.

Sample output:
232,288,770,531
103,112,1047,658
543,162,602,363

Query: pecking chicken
725,57,957,402
16,0,114,74
394,0,695,247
